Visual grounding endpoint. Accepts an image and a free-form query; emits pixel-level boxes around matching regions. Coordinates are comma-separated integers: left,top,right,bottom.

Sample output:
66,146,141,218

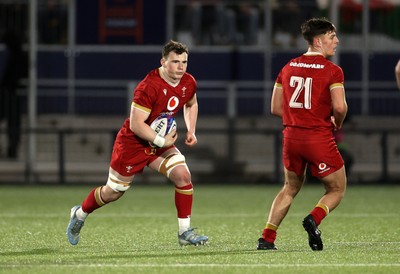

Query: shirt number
289,76,312,109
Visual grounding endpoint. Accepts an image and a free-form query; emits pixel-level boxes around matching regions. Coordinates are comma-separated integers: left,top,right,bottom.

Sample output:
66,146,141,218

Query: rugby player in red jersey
257,17,348,251
67,40,208,246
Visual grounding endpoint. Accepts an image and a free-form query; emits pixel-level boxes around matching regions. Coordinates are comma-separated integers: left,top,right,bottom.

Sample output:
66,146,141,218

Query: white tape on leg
159,154,187,178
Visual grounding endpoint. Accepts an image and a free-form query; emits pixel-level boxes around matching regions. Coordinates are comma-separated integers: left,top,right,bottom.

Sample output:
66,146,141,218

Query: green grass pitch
0,184,399,274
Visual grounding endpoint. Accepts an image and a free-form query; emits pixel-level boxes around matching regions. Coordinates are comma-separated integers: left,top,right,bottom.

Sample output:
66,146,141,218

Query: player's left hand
185,132,197,147
164,129,178,147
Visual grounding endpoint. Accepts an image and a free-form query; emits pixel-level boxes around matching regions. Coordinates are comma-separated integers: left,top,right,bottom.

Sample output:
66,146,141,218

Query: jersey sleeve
132,81,153,114
329,64,344,91
275,70,283,87
185,72,198,99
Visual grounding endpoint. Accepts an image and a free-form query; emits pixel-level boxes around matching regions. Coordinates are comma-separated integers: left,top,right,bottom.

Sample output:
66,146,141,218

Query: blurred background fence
0,0,400,185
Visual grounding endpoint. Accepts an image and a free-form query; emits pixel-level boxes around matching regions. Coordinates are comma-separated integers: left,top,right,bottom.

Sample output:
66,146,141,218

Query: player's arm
130,103,176,147
395,59,400,90
330,85,347,130
183,94,198,146
271,84,283,118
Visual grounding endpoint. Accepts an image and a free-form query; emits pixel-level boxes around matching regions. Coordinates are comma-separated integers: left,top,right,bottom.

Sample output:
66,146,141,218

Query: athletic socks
261,203,329,244
310,203,330,226
175,183,193,218
81,186,107,215
262,222,278,243
175,183,193,234
75,207,88,221
178,217,191,235
77,183,196,235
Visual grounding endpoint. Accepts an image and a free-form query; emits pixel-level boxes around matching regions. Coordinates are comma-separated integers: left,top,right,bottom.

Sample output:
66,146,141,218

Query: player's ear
160,57,165,67
314,36,322,47
312,37,317,47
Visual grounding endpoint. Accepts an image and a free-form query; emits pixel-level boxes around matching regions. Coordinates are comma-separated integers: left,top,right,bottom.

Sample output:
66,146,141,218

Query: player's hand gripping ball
149,115,177,147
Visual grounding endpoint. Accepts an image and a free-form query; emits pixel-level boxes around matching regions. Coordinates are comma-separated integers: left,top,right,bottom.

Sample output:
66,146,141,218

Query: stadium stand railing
1,115,400,185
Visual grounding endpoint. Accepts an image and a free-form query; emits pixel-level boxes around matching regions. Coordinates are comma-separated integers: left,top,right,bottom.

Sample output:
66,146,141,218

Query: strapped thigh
106,172,132,192
159,153,187,178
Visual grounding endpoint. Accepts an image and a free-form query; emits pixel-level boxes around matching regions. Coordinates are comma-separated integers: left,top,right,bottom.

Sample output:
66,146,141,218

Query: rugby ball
150,115,177,137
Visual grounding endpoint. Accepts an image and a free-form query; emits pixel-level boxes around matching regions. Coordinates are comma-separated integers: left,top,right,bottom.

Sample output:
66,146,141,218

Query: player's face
319,31,339,57
162,51,188,81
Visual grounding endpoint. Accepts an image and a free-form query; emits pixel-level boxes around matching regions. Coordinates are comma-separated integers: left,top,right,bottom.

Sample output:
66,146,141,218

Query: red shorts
282,128,344,178
110,139,173,177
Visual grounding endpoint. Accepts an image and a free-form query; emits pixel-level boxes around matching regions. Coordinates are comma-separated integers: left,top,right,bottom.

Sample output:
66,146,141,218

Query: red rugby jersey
119,68,196,141
275,54,344,131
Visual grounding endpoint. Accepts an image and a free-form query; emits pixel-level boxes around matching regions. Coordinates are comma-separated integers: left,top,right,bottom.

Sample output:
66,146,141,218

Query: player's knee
327,182,346,199
174,171,192,185
338,185,346,198
159,153,187,178
106,173,131,192
103,184,125,202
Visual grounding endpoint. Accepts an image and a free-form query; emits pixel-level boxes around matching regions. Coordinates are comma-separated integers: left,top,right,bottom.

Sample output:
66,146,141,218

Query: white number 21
289,76,312,109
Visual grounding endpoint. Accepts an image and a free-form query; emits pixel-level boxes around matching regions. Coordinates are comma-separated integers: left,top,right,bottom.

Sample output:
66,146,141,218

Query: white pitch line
334,241,400,244
1,263,400,268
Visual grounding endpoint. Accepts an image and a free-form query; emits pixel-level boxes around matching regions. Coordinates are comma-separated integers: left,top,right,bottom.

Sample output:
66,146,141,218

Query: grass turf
0,184,399,273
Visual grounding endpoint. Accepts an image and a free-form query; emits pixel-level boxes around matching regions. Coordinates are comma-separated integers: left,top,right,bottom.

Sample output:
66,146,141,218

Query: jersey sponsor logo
290,62,325,69
167,96,179,111
318,162,330,174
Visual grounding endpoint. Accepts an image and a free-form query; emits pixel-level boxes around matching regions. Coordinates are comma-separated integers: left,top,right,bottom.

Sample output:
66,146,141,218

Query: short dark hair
162,40,189,59
301,17,336,44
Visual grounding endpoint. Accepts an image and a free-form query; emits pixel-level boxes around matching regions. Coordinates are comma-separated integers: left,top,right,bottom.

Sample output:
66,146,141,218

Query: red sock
310,206,328,226
175,183,193,218
81,186,107,214
262,228,277,243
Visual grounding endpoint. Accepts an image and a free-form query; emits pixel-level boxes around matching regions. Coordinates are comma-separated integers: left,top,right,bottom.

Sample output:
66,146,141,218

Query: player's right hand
164,129,178,147
331,116,338,131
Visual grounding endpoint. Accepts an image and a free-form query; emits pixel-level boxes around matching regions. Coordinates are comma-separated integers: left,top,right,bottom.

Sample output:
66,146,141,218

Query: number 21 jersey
275,53,344,131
